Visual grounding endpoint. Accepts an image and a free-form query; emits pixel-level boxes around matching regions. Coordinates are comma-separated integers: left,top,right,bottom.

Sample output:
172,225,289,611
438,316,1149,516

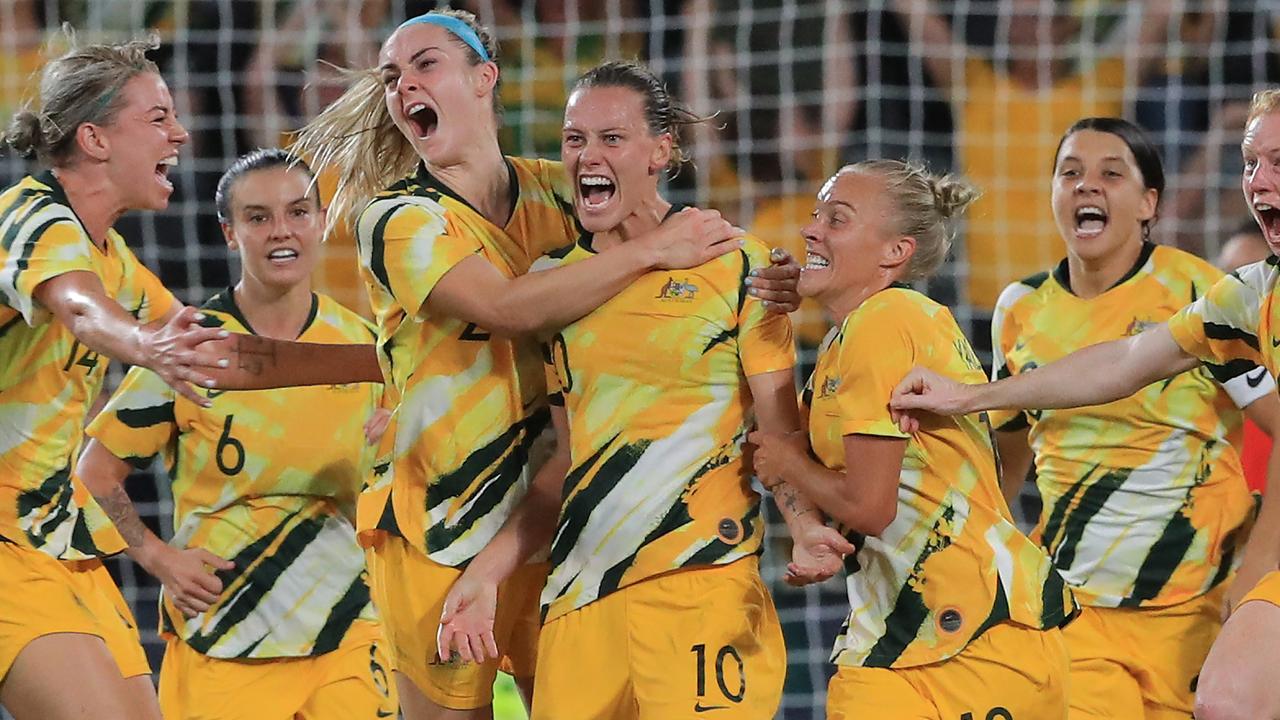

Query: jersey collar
1051,241,1156,296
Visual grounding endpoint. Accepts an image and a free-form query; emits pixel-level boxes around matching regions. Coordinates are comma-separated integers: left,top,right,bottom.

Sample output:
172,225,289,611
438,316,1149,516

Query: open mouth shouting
405,102,439,140
1256,201,1280,243
805,250,830,271
579,174,616,211
267,247,300,266
1073,204,1107,239
155,155,178,192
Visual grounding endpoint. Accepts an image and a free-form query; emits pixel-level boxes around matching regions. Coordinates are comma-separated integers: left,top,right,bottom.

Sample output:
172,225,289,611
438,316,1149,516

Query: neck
233,278,314,340
51,165,126,250
1066,236,1145,299
427,132,511,226
591,194,670,252
823,274,897,321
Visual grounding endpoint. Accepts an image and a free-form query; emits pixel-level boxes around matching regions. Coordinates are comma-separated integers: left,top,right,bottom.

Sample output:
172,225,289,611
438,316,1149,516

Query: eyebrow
829,200,857,213
379,46,439,72
239,197,311,212
1059,154,1126,163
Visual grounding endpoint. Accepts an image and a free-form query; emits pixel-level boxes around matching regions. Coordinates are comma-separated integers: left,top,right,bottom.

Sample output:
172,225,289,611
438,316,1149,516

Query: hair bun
932,176,979,219
4,110,43,159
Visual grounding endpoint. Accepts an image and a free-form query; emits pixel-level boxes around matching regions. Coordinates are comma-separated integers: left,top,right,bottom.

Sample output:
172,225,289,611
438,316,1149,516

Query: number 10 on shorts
691,643,746,710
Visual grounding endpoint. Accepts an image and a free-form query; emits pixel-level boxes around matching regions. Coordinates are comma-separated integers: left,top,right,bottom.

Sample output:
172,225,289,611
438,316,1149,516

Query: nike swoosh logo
376,711,395,718
694,703,729,712
1248,368,1269,388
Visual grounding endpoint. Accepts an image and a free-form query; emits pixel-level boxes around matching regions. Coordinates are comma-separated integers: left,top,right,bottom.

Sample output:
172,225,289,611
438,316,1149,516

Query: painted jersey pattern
534,230,795,622
0,172,176,559
86,290,380,659
805,287,1075,669
355,157,576,566
994,244,1267,608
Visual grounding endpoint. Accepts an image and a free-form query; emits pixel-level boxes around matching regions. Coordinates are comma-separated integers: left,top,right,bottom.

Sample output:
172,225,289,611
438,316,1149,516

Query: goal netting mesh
2,1,1277,717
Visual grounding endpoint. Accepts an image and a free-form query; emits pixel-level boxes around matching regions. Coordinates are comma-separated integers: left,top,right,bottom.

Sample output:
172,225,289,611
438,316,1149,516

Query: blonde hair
291,9,500,235
1247,88,1280,128
4,28,160,166
841,160,979,282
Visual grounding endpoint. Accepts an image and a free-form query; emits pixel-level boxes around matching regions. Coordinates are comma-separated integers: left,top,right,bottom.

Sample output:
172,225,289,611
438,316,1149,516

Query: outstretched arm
204,334,382,390
891,323,1199,425
35,271,228,405
77,440,234,618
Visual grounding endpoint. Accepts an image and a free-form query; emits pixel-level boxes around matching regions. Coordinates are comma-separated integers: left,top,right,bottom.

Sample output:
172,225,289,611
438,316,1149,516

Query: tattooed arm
77,440,233,617
202,334,383,390
747,369,855,585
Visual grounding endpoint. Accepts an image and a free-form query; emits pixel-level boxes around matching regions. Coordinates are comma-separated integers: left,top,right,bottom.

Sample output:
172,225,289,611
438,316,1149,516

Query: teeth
580,176,613,187
159,156,178,167
406,102,427,115
269,249,298,259
805,252,829,269
1075,205,1105,219
1257,203,1275,212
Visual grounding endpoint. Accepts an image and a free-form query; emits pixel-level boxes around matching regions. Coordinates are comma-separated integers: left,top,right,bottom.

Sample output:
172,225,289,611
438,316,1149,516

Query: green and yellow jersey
85,289,380,659
1169,254,1280,396
0,172,176,559
806,287,1074,669
994,243,1267,608
533,228,795,623
354,157,577,566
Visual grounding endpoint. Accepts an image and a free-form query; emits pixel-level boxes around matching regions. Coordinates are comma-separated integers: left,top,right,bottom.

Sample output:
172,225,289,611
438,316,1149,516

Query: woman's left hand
747,248,802,314
747,429,808,488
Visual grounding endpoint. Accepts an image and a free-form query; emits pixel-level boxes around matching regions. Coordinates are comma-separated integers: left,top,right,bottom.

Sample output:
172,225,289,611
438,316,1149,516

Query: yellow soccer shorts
1238,570,1280,609
157,619,397,720
532,557,786,720
365,532,543,710
827,622,1069,720
0,539,149,682
1062,582,1226,720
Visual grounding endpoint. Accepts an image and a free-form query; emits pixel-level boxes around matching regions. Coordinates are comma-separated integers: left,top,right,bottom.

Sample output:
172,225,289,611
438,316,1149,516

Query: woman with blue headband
291,9,804,719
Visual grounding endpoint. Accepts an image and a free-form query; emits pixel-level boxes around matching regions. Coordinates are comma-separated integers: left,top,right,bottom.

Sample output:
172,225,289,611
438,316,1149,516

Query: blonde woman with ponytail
0,34,238,720
749,160,1076,719
291,11,801,720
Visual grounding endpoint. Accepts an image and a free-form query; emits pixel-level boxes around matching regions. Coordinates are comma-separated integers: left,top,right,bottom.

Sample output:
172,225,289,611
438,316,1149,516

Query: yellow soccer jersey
0,172,176,559
85,290,381,659
354,157,577,566
994,244,1267,609
805,287,1075,669
533,229,795,623
1169,255,1280,401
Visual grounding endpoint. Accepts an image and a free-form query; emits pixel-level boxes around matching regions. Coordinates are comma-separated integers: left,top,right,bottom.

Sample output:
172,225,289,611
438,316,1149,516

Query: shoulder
357,190,450,243
313,293,378,341
844,287,935,335
1148,244,1225,291
994,271,1051,315
1,176,84,239
196,290,247,333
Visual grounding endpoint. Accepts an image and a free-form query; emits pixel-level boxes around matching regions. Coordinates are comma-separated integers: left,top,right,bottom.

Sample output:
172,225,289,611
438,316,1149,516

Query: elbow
833,499,897,538
1195,693,1267,720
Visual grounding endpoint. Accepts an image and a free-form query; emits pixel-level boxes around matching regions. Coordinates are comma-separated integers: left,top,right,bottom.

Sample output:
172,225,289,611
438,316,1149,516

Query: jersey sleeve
357,199,482,320
737,244,796,377
1167,268,1271,408
542,340,565,406
85,365,180,468
0,210,95,325
988,282,1032,432
834,300,912,440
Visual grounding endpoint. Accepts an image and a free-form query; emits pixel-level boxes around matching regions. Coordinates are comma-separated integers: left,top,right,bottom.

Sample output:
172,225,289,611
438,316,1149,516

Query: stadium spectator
889,0,1179,309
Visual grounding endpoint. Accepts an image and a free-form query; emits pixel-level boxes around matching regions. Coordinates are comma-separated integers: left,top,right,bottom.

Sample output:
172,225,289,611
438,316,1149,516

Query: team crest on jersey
655,277,699,301
1125,317,1159,336
820,375,840,398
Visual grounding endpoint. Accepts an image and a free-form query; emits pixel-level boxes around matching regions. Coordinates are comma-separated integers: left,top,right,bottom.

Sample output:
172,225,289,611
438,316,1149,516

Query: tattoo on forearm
234,335,278,376
775,483,813,519
96,484,148,549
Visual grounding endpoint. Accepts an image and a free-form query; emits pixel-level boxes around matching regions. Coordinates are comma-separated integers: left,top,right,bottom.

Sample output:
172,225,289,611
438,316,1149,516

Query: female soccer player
748,160,1075,719
980,118,1280,719
76,150,397,720
289,11,802,719
889,91,1280,720
0,36,231,720
435,59,852,720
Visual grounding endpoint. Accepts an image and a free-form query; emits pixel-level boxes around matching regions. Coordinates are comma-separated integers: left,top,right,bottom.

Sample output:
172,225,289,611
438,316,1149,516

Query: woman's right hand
643,207,744,270
141,306,231,406
138,538,235,618
889,366,977,432
437,575,501,664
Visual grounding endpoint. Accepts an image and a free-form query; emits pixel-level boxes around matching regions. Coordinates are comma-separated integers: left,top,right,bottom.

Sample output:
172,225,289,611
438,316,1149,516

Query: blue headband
397,14,490,63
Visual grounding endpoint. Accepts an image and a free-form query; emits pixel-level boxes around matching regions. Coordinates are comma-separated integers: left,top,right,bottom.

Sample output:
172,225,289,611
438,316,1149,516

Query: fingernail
204,379,216,388
194,312,206,320
738,239,746,247
218,330,230,338
218,358,229,368
744,277,754,286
